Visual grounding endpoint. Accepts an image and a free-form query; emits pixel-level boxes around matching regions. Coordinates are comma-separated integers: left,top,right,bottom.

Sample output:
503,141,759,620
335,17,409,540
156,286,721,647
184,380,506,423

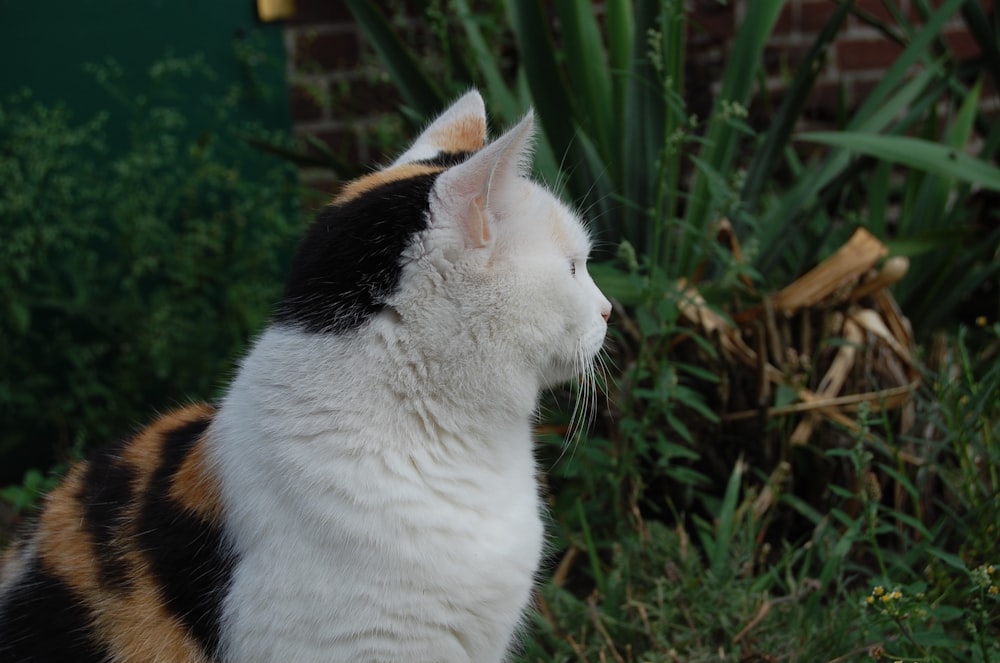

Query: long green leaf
755,68,936,272
452,0,522,124
741,0,854,217
508,0,576,167
621,0,666,251
683,0,784,244
605,0,633,124
343,1,443,118
961,0,1000,90
557,0,613,164
758,0,965,260
797,132,1000,191
850,0,964,126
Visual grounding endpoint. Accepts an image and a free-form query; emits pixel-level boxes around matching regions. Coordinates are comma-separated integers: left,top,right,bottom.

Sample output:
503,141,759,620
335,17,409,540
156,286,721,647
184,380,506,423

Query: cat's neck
222,320,540,455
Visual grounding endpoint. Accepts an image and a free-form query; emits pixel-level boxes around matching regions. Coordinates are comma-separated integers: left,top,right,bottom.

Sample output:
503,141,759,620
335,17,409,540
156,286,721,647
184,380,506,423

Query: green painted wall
0,0,291,141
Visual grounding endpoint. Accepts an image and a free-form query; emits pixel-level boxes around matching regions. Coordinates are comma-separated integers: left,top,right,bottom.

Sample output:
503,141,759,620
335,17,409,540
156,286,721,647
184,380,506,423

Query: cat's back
0,403,233,663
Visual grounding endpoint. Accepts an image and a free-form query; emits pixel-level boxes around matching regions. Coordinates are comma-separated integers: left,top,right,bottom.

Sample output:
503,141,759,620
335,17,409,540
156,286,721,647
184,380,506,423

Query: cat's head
276,91,610,388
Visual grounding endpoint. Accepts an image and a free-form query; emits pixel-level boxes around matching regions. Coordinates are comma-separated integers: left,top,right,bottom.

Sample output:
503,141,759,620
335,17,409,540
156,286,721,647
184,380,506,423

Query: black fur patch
274,172,439,333
0,559,112,663
78,444,135,592
136,416,234,659
417,150,473,168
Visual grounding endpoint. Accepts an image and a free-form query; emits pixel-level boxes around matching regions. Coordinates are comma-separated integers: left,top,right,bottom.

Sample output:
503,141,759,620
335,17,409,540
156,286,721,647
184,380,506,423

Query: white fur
210,93,611,663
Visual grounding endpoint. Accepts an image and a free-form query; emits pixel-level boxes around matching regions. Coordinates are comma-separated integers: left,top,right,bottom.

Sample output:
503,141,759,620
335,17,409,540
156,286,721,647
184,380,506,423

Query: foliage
518,325,1000,661
348,0,1000,336
0,59,304,490
763,0,1000,332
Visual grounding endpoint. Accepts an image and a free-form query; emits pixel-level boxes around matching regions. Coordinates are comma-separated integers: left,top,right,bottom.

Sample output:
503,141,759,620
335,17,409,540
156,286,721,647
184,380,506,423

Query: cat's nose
600,306,611,323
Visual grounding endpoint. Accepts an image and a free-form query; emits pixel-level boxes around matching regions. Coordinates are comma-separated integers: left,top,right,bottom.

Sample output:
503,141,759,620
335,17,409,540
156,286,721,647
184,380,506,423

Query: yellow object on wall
257,0,295,22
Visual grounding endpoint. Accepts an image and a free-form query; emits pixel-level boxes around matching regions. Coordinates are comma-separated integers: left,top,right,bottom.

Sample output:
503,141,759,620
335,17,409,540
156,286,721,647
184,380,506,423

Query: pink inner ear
465,195,491,248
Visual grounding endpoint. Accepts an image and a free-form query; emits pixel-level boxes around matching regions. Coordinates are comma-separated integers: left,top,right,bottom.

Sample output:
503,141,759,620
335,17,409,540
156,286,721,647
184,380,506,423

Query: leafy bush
0,60,304,490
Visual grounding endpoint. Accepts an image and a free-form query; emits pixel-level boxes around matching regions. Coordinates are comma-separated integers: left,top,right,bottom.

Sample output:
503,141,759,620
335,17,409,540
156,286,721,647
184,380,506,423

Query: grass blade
708,459,745,578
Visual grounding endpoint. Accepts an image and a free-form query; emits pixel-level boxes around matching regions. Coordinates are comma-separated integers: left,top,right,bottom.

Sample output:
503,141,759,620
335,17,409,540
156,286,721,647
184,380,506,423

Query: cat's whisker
571,342,603,445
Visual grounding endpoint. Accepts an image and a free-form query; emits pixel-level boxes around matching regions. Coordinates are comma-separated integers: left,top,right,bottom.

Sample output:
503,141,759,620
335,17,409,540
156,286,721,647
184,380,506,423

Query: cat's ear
392,90,487,166
433,111,534,248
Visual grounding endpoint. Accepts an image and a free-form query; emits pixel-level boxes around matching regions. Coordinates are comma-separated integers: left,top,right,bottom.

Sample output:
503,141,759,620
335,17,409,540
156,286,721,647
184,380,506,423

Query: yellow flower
976,315,988,327
989,585,998,596
881,594,892,603
988,565,995,575
866,595,875,605
891,590,902,600
873,585,885,596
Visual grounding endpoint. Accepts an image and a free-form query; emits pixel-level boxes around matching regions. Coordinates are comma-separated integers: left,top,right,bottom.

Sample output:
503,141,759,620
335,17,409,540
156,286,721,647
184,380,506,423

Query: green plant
347,0,787,279
757,0,1000,333
0,60,304,495
517,489,868,662
860,569,1000,663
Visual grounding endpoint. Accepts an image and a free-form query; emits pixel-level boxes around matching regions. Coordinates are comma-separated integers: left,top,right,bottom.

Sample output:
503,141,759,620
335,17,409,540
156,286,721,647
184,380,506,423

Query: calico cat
0,90,611,663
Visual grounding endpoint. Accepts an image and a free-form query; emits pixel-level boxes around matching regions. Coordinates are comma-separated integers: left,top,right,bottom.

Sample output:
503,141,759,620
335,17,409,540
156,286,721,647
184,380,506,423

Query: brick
851,76,884,106
943,29,983,60
294,30,361,73
328,79,403,117
289,0,354,24
357,120,406,165
289,82,326,123
303,126,363,167
690,0,736,44
763,43,814,78
772,1,797,35
801,0,841,32
982,73,998,98
852,0,901,23
836,37,904,71
805,80,846,117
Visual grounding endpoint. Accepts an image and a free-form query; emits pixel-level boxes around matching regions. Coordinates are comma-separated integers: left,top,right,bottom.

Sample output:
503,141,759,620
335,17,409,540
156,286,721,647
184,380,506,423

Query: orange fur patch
170,437,223,522
431,115,486,154
333,163,444,205
34,404,217,663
